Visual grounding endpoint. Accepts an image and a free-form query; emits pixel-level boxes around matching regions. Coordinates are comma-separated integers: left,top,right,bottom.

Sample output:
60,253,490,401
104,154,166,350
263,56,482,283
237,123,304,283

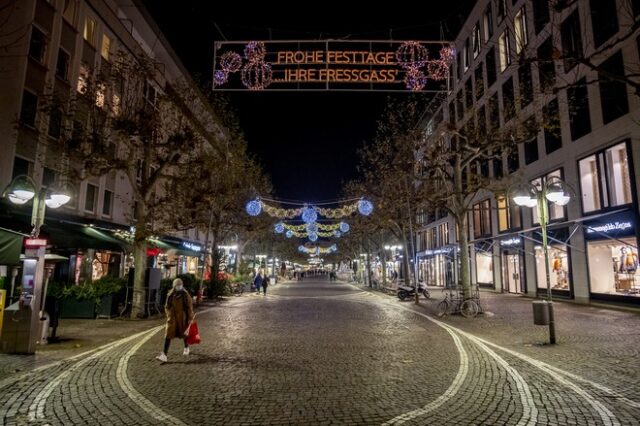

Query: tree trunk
454,153,471,300
131,220,147,318
401,230,412,288
380,234,387,288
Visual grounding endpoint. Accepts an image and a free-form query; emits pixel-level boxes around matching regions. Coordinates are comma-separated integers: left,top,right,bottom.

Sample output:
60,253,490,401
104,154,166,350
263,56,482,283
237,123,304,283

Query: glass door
502,252,522,294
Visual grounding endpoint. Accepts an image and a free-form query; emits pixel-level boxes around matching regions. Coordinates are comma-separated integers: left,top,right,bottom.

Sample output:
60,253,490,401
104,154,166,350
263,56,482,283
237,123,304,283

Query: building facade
0,0,225,284
416,0,640,304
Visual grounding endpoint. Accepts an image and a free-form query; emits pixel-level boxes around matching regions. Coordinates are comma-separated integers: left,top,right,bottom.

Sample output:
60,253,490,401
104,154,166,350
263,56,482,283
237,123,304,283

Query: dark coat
164,289,194,339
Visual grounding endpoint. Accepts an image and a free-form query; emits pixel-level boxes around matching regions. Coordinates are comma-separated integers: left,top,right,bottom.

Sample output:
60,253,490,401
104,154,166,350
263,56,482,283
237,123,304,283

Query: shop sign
420,245,456,256
500,237,522,247
24,238,47,247
182,242,202,252
584,211,636,241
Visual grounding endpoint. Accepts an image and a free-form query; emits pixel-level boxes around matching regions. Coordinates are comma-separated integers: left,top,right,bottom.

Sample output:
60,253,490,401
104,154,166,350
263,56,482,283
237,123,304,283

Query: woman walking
156,278,194,363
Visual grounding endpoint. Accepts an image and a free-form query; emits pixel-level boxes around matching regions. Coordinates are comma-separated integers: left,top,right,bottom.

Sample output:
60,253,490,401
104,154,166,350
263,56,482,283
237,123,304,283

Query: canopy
0,227,25,265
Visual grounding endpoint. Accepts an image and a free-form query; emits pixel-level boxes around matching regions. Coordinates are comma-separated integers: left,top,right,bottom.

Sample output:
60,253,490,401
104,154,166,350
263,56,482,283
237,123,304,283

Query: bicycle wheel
422,289,431,299
460,299,479,318
437,300,449,316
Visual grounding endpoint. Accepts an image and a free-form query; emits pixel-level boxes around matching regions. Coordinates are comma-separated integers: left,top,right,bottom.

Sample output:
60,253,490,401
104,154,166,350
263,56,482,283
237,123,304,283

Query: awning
157,237,203,257
0,227,25,265
40,219,128,252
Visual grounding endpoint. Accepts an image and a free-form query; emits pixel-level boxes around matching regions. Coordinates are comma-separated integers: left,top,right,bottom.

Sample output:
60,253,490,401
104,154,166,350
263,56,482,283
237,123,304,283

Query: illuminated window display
535,245,570,291
475,251,494,285
588,240,639,296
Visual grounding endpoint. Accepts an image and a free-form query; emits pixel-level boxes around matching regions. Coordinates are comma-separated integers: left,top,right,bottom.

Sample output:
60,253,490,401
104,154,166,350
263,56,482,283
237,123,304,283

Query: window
568,78,592,141
20,90,38,127
463,38,470,71
590,0,619,48
497,0,507,21
498,30,511,72
483,4,494,40
102,190,113,216
537,38,555,92
472,200,492,238
84,17,96,45
95,83,106,108
531,169,566,223
536,241,571,291
42,167,55,188
28,26,47,63
48,108,62,139
144,81,158,107
531,0,549,34
62,0,77,24
579,142,633,213
561,11,583,72
502,77,515,122
101,34,111,60
543,99,561,154
448,101,456,125
599,51,629,124
486,47,497,86
77,62,89,93
475,65,485,99
587,239,638,296
497,194,522,232
488,93,499,131
465,79,473,109
523,117,538,165
56,49,70,81
456,90,464,118
518,63,533,107
514,8,528,54
507,145,519,174
12,157,32,179
84,183,97,212
477,106,486,136
112,91,121,116
633,0,640,17
493,154,503,179
472,23,481,58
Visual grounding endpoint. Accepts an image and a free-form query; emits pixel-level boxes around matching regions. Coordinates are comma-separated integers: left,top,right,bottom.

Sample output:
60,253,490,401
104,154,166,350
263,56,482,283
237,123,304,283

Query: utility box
532,300,550,325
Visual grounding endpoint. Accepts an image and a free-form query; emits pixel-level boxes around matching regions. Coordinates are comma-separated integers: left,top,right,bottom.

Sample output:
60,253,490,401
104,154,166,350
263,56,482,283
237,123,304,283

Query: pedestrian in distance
253,270,263,293
156,278,194,363
262,275,270,295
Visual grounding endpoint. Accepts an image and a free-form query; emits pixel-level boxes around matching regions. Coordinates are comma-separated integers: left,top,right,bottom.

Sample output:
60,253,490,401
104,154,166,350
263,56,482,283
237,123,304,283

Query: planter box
60,299,96,319
96,295,118,319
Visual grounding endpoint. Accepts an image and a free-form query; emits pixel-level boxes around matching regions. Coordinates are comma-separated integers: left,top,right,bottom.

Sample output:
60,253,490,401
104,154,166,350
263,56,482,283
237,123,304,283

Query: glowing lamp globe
308,232,318,242
339,222,350,233
301,207,318,224
358,199,373,216
246,199,262,216
274,223,285,233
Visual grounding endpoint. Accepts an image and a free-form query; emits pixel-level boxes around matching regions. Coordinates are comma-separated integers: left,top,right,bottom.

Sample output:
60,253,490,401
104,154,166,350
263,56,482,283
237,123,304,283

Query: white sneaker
156,353,167,363
183,347,189,356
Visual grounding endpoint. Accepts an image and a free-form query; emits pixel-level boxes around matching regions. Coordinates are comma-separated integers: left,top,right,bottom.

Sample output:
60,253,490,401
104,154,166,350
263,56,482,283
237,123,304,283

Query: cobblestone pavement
0,278,639,425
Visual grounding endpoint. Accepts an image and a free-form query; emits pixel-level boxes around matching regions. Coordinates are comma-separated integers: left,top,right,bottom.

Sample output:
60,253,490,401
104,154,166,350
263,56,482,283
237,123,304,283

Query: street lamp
511,176,572,345
2,175,72,237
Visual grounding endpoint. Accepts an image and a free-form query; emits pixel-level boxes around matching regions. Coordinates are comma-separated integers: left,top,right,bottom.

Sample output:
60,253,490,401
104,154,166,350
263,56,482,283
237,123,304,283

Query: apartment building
0,0,225,284
416,0,640,304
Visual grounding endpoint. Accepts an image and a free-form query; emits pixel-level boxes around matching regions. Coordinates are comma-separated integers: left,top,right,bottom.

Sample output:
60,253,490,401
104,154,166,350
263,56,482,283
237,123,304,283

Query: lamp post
512,176,571,345
2,174,71,353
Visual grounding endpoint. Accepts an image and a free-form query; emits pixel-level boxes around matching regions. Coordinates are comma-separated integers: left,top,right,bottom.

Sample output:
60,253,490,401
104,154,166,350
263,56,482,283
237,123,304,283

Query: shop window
568,78,591,141
48,108,62,139
502,77,515,122
472,199,492,238
56,49,70,81
588,240,639,296
102,190,113,216
518,63,533,107
561,11,582,72
514,7,528,54
535,244,571,291
497,195,522,232
476,251,494,284
532,0,550,34
84,183,97,212
590,0,619,48
579,142,633,214
29,26,47,64
498,30,510,72
101,34,111,61
474,65,484,100
84,16,96,45
543,99,561,154
472,23,481,58
20,90,38,127
537,38,556,93
598,51,629,125
531,169,566,224
486,47,497,87
483,3,494,40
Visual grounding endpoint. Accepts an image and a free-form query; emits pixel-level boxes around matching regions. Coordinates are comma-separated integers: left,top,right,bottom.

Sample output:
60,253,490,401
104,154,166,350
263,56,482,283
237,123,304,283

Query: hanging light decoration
395,41,429,69
301,207,318,224
339,222,350,233
298,245,305,252
286,230,293,238
220,51,243,73
306,222,318,233
246,199,262,216
308,231,318,242
358,199,374,216
213,70,228,86
404,67,427,91
244,41,267,63
334,230,341,238
274,222,285,233
241,61,273,90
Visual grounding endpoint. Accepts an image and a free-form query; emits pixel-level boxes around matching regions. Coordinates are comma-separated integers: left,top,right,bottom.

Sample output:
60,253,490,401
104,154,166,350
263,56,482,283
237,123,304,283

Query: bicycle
226,282,245,296
437,285,479,318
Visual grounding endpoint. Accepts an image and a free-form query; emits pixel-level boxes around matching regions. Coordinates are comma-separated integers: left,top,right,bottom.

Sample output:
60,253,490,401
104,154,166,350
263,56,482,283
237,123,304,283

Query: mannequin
619,247,638,273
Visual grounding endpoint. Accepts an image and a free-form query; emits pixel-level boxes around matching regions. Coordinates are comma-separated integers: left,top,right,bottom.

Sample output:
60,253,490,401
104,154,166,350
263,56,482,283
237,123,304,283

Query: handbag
185,320,201,345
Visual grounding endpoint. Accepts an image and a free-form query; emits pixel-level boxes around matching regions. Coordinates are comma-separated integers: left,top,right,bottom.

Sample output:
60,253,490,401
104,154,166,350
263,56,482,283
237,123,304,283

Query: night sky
142,1,476,202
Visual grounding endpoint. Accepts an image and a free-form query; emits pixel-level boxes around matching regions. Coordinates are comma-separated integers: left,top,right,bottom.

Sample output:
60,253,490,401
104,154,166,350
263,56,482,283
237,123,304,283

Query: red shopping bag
185,321,201,345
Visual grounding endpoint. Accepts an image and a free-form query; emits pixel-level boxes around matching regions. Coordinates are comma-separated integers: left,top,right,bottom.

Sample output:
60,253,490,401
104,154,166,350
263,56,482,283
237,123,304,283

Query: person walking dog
156,278,194,363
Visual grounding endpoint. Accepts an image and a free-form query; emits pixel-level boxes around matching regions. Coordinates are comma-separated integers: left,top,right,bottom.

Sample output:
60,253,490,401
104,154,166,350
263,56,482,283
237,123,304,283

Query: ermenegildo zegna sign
212,40,454,92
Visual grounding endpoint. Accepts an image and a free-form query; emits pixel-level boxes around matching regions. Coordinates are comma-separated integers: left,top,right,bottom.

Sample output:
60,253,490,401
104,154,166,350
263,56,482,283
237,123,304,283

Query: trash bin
532,300,550,325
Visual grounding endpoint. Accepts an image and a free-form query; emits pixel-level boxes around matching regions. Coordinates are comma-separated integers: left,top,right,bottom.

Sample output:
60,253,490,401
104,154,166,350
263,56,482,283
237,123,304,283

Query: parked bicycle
437,284,481,318
227,282,246,296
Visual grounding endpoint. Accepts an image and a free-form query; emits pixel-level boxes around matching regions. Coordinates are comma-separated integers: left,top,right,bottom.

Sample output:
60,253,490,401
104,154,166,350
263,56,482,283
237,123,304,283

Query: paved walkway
0,278,638,425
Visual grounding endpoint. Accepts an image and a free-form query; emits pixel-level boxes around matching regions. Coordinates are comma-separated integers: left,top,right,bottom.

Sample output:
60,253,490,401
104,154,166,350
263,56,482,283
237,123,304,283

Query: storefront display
535,245,570,291
475,251,493,286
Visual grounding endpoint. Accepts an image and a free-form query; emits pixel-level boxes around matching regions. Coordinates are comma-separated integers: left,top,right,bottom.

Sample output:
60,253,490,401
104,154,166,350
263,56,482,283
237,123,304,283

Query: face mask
175,285,184,291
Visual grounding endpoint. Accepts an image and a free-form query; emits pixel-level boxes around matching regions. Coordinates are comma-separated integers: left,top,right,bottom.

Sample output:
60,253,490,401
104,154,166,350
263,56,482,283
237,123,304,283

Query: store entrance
502,252,522,294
